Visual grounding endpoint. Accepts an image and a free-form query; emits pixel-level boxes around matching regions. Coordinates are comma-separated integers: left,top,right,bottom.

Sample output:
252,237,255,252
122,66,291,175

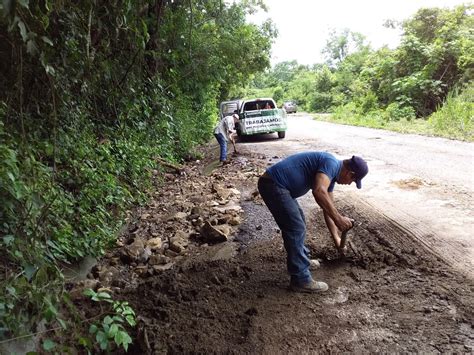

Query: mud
69,142,473,354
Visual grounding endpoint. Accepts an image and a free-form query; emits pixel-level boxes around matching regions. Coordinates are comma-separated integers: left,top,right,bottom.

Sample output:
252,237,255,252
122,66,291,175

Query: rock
122,238,145,263
228,216,242,226
215,224,232,237
210,242,239,261
149,254,171,266
214,185,232,200
109,257,120,266
190,195,206,204
98,266,119,284
69,279,99,300
165,249,180,257
218,213,241,225
213,201,242,213
181,202,194,211
138,247,152,263
228,188,240,196
192,216,204,227
146,237,163,251
172,211,188,220
134,265,148,277
173,230,190,241
111,279,126,288
200,221,228,244
152,263,174,272
97,286,113,294
169,239,186,254
190,206,205,219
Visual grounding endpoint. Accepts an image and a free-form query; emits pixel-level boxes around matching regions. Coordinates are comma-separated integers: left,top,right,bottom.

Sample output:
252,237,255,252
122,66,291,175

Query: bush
355,91,379,114
384,102,416,122
273,87,284,103
1,0,275,341
310,92,334,112
429,84,474,141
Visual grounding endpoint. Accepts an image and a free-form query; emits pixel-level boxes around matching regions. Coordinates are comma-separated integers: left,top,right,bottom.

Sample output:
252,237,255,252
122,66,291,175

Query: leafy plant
1,0,275,339
384,102,416,122
83,289,136,352
429,83,474,141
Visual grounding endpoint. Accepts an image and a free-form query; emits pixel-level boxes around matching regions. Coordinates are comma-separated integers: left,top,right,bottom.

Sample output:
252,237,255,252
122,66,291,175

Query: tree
322,28,368,68
392,4,474,115
0,0,277,338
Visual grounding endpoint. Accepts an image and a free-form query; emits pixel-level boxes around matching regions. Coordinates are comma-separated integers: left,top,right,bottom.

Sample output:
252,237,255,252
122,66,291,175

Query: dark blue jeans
214,133,227,162
258,176,312,284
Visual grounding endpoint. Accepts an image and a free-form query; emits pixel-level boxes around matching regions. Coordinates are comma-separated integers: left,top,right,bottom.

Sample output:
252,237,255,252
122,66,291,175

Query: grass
313,113,439,137
312,84,474,142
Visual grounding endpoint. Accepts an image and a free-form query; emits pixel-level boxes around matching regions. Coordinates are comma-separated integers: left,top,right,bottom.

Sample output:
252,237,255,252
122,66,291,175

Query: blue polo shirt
266,152,342,198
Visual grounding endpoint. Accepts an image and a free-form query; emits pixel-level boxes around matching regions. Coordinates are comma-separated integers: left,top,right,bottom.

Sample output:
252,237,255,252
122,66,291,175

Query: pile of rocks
72,154,266,295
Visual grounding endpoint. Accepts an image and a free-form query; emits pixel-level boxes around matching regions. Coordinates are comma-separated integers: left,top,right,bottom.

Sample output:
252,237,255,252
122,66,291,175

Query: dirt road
73,115,473,353
242,113,474,277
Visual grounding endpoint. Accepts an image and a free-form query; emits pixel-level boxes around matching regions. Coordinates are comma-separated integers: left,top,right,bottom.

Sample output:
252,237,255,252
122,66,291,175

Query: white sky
248,0,471,66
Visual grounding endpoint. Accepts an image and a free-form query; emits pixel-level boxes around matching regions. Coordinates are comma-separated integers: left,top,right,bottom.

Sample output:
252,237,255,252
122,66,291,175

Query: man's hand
335,216,353,232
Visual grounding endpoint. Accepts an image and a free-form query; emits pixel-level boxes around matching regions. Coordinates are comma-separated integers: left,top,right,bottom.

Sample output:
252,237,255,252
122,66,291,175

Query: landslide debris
68,149,268,300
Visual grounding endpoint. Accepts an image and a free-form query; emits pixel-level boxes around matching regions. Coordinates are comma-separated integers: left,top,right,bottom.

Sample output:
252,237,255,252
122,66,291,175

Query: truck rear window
243,101,274,111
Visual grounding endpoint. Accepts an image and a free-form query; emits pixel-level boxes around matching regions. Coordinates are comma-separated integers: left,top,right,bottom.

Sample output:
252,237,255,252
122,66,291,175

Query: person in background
214,113,239,165
258,152,369,293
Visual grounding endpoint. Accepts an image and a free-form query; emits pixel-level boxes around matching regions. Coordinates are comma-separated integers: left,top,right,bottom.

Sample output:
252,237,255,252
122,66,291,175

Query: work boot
309,259,321,270
290,279,328,293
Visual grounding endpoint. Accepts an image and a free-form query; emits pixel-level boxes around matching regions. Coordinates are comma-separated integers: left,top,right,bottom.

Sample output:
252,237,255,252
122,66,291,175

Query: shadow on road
236,133,282,144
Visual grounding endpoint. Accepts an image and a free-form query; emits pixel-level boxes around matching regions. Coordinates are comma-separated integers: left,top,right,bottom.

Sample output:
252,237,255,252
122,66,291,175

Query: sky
248,0,471,66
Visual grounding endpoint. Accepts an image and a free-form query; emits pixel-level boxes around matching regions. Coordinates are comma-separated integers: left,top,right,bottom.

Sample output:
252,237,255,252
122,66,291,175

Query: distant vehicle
219,100,242,119
283,101,297,114
236,98,287,139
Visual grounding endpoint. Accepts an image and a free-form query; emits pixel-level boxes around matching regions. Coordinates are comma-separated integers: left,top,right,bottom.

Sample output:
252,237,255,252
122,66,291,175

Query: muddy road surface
71,115,473,354
241,113,474,277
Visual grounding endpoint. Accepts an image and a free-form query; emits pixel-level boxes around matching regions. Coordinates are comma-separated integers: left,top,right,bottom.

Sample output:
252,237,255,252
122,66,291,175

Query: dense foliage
246,4,473,141
0,0,275,341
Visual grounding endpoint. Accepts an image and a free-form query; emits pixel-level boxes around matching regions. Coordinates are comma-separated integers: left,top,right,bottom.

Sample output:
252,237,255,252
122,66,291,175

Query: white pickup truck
219,100,242,120
236,98,287,138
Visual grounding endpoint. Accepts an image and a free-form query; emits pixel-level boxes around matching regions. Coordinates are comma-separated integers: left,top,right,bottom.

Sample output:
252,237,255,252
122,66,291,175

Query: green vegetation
0,0,472,349
83,289,136,352
429,85,474,140
246,4,473,141
0,0,275,344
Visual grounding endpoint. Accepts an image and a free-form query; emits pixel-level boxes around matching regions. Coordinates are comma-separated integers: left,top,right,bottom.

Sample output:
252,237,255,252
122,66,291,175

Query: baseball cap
348,156,368,189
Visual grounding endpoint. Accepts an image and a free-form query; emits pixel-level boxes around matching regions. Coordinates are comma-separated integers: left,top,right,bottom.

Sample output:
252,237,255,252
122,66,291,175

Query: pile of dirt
68,146,266,295
68,145,474,354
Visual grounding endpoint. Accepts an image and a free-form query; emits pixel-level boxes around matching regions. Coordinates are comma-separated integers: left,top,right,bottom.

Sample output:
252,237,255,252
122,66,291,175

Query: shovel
339,220,363,260
229,134,238,154
340,219,355,249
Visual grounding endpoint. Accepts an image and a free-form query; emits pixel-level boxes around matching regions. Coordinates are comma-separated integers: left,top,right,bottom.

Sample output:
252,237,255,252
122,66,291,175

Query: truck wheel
278,131,286,138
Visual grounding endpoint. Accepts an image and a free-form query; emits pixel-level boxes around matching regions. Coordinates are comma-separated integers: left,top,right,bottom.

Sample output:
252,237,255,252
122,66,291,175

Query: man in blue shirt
258,152,369,293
